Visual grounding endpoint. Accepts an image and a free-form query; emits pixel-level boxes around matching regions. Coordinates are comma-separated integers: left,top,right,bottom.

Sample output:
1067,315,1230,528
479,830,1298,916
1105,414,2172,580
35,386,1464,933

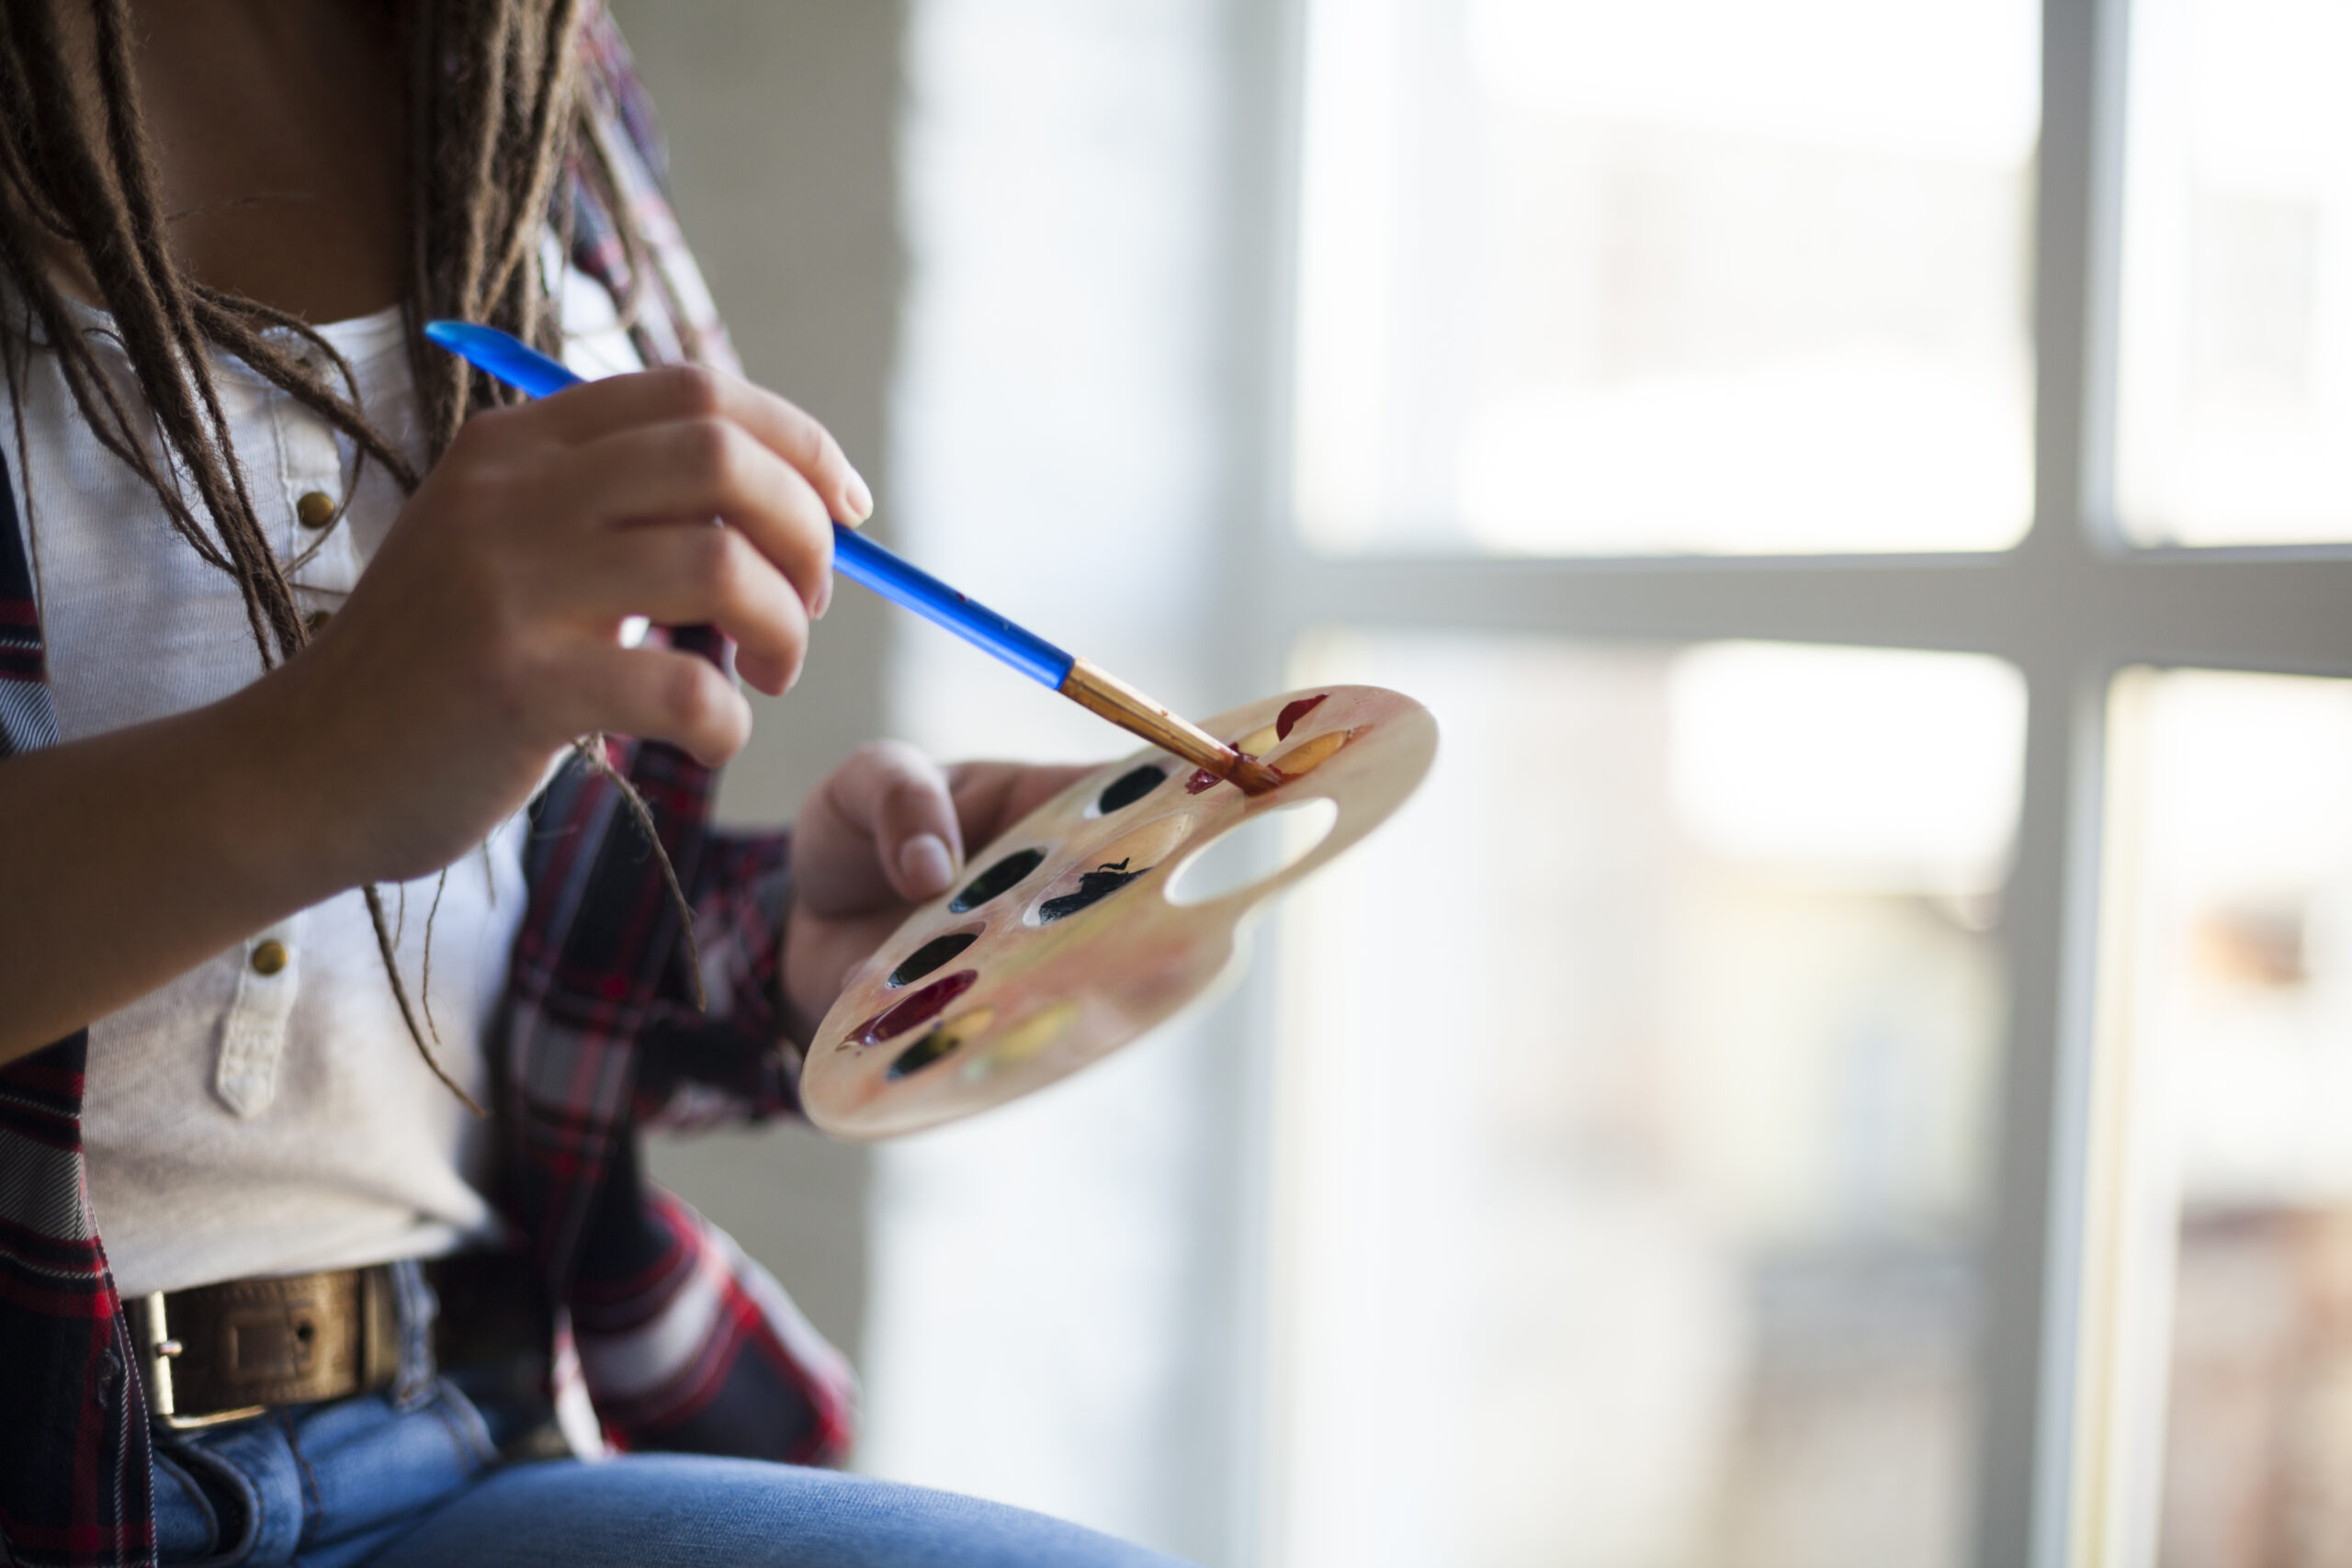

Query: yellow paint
1271,728,1350,776
932,1007,996,1052
961,1001,1079,1083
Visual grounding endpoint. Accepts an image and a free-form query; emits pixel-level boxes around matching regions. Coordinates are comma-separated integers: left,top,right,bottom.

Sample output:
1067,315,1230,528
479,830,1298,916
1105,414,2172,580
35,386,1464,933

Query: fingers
552,419,836,621
561,524,810,695
795,741,967,918
567,642,753,768
843,741,966,903
537,364,874,525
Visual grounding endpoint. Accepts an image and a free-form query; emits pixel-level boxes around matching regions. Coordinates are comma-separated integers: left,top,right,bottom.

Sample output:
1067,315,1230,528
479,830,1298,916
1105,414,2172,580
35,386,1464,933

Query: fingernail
898,833,954,896
845,472,875,525
813,575,832,620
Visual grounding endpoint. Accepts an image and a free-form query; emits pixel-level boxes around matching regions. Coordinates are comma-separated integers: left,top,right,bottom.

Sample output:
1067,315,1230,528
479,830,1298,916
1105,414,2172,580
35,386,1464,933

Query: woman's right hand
275,363,872,888
0,362,868,1061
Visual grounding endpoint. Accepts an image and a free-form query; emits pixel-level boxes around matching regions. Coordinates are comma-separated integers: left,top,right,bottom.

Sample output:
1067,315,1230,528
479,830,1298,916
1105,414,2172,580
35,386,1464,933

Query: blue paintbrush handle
827,528,1073,687
424,319,585,400
422,319,1077,689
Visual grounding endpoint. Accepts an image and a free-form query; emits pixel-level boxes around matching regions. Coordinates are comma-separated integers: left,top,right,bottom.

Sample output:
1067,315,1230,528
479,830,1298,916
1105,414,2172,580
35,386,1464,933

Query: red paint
849,970,979,1046
1275,694,1329,741
1186,745,1290,795
1184,752,1272,794
1231,754,1284,795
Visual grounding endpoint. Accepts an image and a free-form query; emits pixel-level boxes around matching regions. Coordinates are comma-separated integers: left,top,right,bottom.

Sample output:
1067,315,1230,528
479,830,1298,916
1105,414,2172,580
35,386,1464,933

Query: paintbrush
423,321,1281,794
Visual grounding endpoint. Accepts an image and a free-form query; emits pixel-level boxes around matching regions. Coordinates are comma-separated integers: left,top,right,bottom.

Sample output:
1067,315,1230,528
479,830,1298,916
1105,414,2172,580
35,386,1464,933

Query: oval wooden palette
802,683,1437,1138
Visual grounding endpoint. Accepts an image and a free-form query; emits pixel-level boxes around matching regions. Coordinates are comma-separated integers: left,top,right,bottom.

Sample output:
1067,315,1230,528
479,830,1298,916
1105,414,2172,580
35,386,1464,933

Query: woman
0,4,1182,1564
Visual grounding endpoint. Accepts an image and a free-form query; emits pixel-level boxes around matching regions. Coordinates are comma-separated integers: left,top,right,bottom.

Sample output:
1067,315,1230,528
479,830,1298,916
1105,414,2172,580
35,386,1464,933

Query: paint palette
801,684,1436,1138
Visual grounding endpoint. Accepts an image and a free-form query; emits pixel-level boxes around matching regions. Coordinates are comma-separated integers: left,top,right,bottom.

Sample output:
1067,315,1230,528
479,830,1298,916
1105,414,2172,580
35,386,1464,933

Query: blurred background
604,3,2352,1565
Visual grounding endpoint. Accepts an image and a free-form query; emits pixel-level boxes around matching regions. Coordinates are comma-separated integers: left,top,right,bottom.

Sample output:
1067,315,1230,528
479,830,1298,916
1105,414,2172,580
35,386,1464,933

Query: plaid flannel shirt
0,13,853,1565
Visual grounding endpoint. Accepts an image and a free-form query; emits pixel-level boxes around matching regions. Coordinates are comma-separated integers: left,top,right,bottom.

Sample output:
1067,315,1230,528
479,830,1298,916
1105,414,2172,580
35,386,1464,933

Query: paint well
1276,694,1329,739
849,969,980,1045
1027,813,1197,925
1234,723,1281,757
948,848,1046,912
888,1007,996,1081
1038,861,1143,921
1096,763,1170,814
959,1001,1079,1084
1269,728,1352,778
888,1026,962,1080
887,929,982,987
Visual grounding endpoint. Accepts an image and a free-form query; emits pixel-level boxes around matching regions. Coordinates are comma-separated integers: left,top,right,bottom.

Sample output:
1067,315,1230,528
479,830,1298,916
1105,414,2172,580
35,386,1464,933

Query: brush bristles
1227,754,1284,795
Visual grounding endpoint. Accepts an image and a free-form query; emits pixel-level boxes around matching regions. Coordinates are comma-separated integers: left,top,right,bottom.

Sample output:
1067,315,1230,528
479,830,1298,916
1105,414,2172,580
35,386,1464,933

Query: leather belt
125,1252,548,1430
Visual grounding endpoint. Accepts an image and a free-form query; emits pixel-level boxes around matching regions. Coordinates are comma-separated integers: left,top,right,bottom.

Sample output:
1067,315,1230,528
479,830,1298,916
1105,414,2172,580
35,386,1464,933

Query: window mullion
2030,0,2129,568
1973,653,2117,1568
1278,549,2352,675
1978,0,2133,1564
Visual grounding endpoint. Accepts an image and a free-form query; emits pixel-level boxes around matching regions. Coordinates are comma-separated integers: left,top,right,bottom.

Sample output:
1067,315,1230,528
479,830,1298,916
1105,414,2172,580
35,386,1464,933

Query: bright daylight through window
1291,0,2039,556
1263,0,2352,1566
2115,0,2352,546
1274,635,2019,1568
2083,670,2352,1566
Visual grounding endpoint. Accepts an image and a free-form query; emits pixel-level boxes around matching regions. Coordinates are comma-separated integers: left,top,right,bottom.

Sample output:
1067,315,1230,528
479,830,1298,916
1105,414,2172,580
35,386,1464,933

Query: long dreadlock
0,0,692,1110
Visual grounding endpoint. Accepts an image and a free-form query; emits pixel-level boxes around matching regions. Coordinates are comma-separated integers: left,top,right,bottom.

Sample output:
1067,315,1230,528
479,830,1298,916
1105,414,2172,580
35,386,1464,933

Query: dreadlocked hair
0,0,705,1113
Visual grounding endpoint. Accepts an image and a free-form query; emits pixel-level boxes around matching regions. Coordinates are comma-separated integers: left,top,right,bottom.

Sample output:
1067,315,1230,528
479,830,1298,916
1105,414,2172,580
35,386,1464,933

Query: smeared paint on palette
802,684,1437,1139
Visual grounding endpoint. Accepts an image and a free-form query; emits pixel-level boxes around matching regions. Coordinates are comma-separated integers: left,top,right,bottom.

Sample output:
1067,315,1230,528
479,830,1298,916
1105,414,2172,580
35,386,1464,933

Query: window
1253,3,2352,1568
2114,0,2352,546
2079,670,2352,1566
1271,636,2017,1568
1292,0,2039,556
851,2,2352,1559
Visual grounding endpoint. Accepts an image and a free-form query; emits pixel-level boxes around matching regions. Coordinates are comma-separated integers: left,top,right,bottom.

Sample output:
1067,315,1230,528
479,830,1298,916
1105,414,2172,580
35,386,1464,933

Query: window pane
1267,634,2022,1568
2115,0,2352,547
1291,0,2038,557
2098,671,2352,1562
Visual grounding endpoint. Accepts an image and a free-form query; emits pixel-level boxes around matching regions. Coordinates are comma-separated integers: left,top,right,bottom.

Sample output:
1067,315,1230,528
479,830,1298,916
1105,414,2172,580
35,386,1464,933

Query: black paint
949,848,1046,913
1097,764,1169,815
888,931,978,988
887,1026,962,1080
1037,858,1145,923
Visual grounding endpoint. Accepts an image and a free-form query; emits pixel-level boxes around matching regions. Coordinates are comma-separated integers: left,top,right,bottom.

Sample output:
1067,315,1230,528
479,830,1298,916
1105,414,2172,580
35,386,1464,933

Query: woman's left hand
783,742,1091,1044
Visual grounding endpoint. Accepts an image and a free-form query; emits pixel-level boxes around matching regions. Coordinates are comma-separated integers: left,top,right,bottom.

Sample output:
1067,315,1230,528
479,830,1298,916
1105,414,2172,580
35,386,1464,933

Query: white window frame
1212,0,2352,1563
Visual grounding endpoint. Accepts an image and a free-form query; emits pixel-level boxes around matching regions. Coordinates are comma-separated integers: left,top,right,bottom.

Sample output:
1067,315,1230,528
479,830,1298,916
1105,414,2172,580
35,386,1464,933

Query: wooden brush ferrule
1060,658,1271,789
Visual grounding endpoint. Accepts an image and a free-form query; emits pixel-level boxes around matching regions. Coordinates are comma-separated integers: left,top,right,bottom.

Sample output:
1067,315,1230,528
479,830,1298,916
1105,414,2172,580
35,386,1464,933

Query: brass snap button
295,491,337,530
303,609,333,636
250,940,288,976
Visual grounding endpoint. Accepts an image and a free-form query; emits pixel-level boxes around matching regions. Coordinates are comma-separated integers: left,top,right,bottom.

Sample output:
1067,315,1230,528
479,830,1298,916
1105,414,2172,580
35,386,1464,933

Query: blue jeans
151,1378,1193,1568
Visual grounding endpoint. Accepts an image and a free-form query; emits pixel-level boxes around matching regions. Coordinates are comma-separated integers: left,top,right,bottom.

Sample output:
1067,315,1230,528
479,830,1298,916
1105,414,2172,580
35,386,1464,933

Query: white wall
609,0,907,1371
862,3,1268,1561
607,6,1271,1559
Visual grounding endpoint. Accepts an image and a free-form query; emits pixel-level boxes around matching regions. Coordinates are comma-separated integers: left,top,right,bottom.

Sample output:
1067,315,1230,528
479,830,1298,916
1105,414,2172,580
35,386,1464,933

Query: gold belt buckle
141,1291,266,1431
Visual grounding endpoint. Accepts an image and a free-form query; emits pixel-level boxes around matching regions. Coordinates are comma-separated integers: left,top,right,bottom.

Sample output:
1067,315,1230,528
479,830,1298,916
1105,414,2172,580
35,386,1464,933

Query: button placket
217,915,304,1118
272,364,360,619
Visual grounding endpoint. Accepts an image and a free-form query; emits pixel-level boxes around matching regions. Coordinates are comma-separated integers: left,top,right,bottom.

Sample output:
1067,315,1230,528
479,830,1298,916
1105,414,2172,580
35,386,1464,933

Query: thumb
797,740,967,916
